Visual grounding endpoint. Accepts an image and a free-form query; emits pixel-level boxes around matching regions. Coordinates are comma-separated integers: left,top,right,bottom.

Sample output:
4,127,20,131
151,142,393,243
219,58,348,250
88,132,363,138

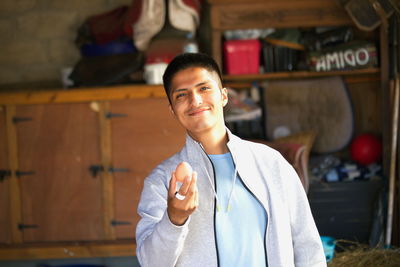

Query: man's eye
200,86,210,91
176,93,186,99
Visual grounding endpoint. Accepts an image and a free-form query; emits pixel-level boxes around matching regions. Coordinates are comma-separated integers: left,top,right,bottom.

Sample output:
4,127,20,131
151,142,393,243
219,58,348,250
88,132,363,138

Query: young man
136,53,326,267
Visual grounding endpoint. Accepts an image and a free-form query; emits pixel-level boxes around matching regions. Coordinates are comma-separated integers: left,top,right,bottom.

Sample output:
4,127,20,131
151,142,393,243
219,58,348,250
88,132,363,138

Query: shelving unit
223,68,380,88
208,0,386,139
209,0,391,244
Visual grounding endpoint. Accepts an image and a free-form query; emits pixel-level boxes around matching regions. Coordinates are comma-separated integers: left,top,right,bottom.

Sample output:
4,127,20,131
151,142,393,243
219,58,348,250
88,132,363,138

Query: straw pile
329,240,400,267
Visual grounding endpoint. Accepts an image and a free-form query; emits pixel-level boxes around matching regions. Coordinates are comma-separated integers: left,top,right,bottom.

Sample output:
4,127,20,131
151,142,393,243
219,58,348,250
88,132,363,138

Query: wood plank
210,0,352,30
223,68,380,82
16,103,103,242
0,106,12,244
110,98,185,239
5,105,23,244
380,24,391,179
212,30,223,70
0,241,135,260
98,101,115,240
0,84,166,105
224,74,381,89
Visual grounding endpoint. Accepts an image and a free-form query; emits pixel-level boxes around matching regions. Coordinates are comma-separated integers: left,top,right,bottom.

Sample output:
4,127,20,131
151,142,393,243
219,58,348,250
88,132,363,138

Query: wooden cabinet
0,85,186,259
109,98,184,239
0,107,11,244
15,103,103,242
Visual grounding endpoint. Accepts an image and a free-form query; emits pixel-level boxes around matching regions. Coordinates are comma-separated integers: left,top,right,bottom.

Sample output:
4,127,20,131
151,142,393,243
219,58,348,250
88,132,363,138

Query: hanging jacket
133,0,201,51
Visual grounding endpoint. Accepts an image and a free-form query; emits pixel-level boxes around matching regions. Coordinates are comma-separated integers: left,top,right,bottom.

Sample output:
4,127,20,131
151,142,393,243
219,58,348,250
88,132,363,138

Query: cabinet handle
18,223,39,230
105,112,128,119
108,167,130,173
15,170,35,177
12,117,33,123
89,165,130,177
111,220,132,226
0,170,11,182
89,165,104,178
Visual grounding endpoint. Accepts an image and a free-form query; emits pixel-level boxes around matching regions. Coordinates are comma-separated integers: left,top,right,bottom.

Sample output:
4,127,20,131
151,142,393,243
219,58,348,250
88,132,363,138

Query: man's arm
136,168,198,267
281,160,327,267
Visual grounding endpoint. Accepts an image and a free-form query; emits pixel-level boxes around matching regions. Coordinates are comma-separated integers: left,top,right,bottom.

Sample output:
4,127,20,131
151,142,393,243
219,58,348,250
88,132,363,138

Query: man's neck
189,126,229,155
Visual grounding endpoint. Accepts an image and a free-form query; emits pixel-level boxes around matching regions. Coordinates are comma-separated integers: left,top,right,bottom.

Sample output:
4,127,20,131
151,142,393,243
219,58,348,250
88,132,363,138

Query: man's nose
189,92,202,105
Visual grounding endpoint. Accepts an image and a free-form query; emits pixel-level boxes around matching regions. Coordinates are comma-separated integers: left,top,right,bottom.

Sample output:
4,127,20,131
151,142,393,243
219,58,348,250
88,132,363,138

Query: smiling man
135,53,326,267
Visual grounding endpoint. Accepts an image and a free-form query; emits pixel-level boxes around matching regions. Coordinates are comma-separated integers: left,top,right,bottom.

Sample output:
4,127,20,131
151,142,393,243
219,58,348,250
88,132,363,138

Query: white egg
175,161,193,183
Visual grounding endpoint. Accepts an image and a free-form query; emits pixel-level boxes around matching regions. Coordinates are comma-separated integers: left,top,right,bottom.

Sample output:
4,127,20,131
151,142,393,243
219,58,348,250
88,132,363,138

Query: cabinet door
15,103,103,242
0,106,11,244
110,98,185,239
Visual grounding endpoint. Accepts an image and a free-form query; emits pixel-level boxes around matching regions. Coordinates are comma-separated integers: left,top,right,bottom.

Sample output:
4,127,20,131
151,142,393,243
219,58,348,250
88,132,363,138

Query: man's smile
187,107,211,116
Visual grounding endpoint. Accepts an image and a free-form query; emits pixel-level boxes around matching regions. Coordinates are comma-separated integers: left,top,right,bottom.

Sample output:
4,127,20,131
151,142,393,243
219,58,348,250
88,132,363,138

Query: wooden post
98,101,115,240
386,77,399,247
5,105,23,243
381,23,391,179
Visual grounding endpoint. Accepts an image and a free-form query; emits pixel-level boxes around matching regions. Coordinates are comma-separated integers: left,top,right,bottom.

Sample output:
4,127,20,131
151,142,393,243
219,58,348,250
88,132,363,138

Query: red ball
350,134,382,165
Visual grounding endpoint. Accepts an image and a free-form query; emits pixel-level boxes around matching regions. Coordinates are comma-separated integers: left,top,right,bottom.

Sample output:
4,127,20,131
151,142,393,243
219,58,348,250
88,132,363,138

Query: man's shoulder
233,137,281,156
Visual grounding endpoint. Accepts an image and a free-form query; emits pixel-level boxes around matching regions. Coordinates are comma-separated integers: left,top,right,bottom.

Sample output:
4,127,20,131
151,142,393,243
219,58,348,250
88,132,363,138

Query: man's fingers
168,172,177,198
178,175,192,195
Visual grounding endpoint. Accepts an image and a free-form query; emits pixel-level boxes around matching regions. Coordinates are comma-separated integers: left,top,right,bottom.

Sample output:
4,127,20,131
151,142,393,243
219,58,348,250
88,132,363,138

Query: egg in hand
175,161,193,183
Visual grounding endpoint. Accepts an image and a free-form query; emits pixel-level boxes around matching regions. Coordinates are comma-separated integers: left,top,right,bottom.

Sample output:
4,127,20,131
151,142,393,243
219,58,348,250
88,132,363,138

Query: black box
308,179,383,244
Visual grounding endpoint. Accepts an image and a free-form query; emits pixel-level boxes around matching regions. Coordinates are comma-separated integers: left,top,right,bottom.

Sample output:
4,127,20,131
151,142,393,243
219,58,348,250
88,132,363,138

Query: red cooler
223,39,261,75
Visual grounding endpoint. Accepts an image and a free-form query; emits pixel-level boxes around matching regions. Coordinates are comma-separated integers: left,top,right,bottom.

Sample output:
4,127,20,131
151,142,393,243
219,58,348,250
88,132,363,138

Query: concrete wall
0,0,132,90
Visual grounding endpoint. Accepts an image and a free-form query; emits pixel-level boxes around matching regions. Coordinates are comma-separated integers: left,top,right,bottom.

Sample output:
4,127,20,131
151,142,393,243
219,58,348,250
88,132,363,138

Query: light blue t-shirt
208,153,268,267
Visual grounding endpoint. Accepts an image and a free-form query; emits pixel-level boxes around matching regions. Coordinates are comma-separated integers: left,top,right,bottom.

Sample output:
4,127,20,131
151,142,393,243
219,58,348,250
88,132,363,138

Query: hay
329,240,400,267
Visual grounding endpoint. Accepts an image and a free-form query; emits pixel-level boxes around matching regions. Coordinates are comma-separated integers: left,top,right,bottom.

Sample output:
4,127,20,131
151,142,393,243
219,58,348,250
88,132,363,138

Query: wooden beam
223,68,380,82
380,24,391,179
0,241,136,260
210,0,352,30
98,102,115,240
5,105,23,243
0,85,166,105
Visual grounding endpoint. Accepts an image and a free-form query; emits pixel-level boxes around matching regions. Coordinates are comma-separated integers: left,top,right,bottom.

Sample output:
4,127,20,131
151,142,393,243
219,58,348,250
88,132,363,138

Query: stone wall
0,0,132,90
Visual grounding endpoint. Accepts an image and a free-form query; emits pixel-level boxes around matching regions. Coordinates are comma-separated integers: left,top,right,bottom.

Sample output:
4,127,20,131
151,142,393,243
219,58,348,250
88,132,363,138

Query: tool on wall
338,0,395,31
386,75,399,248
385,11,400,248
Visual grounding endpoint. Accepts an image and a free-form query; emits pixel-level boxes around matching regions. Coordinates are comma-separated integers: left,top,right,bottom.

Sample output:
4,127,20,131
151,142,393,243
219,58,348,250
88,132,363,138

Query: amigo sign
308,43,377,71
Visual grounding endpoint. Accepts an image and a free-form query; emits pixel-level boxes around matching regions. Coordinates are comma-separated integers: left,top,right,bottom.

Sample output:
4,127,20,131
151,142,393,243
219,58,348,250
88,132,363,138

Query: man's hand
167,171,199,226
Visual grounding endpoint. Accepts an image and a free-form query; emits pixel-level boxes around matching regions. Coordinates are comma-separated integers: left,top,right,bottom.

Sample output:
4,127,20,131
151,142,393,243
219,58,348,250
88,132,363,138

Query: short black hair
163,53,223,104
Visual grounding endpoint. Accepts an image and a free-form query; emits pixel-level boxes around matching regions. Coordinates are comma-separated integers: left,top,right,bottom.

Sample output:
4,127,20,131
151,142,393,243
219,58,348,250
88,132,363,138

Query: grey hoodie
136,130,326,267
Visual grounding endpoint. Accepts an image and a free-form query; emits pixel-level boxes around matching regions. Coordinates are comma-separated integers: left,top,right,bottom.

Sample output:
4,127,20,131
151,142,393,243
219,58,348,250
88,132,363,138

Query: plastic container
143,62,168,84
321,236,336,262
223,39,261,75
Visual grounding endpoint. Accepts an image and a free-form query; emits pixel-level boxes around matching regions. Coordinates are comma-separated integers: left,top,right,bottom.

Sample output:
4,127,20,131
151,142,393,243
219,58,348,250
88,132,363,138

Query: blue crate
321,236,336,262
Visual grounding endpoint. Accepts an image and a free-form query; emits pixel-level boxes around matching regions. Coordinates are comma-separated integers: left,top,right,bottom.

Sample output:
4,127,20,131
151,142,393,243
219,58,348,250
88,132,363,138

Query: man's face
169,67,228,136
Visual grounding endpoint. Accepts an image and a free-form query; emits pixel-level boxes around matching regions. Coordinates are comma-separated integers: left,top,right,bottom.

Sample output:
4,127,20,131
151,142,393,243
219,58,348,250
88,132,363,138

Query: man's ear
221,87,228,107
169,104,176,116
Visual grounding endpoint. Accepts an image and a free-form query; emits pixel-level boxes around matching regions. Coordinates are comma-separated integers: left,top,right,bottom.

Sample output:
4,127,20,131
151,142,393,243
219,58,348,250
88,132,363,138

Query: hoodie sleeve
136,167,190,267
279,158,327,267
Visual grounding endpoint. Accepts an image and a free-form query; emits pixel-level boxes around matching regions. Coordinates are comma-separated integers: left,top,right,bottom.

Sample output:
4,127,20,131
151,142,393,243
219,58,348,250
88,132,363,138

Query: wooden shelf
223,68,380,82
223,68,380,88
0,84,166,105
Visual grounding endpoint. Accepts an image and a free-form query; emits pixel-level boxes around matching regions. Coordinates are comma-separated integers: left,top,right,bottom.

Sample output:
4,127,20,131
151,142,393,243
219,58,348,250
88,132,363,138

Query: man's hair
163,53,223,103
